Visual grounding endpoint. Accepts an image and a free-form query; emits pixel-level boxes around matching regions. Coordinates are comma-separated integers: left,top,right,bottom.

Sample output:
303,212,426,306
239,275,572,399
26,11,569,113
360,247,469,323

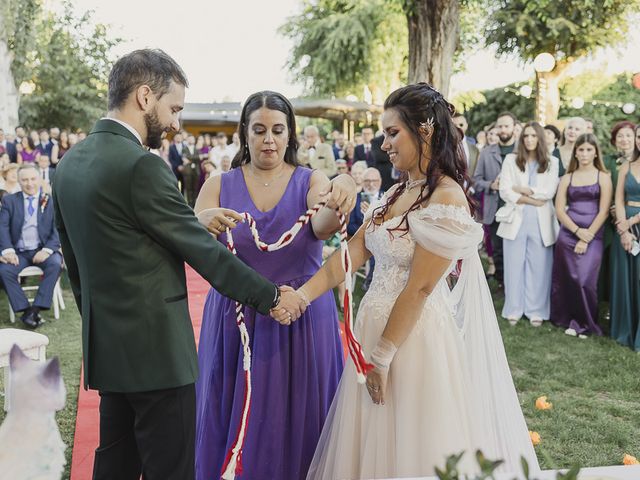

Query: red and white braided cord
220,201,373,480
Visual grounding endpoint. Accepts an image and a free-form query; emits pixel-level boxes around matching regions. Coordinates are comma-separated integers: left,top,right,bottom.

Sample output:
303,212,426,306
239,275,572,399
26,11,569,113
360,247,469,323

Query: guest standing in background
555,117,586,176
600,121,636,304
51,130,71,166
17,136,38,164
297,125,337,178
544,124,561,156
498,122,559,326
609,124,640,352
472,112,519,287
551,133,611,337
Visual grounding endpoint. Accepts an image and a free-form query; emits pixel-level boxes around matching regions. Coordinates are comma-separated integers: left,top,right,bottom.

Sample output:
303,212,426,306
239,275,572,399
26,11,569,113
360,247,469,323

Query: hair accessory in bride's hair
420,117,435,130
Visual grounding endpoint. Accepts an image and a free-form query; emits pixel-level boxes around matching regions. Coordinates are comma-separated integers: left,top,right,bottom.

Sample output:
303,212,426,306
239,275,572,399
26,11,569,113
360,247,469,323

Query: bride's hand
197,207,244,236
321,174,357,215
365,368,388,405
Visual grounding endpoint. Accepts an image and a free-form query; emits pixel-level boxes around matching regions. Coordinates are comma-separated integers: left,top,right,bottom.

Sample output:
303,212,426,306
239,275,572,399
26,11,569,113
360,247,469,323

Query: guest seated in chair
0,164,62,328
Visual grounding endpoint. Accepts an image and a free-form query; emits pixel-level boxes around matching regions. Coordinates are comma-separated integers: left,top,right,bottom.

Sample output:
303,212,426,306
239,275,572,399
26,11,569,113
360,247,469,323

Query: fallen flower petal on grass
529,431,541,446
623,454,639,465
535,395,553,410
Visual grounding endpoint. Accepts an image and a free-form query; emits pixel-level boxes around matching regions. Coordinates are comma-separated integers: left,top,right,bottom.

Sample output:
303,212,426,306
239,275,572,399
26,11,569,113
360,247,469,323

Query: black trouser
488,220,504,283
92,384,195,480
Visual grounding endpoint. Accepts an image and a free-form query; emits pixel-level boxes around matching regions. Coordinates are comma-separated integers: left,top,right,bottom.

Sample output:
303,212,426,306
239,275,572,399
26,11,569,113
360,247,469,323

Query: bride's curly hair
372,82,475,234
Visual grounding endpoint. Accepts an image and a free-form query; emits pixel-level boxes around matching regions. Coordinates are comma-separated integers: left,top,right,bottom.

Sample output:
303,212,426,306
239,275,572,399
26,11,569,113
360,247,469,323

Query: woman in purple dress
551,133,612,337
193,91,356,480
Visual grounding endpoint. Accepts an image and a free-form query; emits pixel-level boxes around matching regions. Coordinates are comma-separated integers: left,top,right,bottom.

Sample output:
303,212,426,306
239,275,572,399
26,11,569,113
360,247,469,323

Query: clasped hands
0,249,50,265
269,286,311,326
615,214,640,253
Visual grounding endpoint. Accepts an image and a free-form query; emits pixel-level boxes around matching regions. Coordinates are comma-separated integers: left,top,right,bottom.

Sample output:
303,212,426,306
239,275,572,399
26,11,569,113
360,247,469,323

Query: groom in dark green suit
53,49,306,480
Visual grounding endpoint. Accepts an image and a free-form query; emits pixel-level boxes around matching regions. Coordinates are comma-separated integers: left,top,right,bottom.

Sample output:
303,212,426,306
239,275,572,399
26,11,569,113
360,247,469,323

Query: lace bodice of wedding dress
306,201,539,480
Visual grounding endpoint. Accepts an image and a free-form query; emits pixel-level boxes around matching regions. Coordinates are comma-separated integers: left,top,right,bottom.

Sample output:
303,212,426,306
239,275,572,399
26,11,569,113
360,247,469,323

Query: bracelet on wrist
296,288,311,307
573,226,580,235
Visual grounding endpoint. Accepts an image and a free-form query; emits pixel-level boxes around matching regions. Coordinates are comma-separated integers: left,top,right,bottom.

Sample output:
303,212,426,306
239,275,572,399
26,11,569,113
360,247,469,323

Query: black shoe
20,309,42,329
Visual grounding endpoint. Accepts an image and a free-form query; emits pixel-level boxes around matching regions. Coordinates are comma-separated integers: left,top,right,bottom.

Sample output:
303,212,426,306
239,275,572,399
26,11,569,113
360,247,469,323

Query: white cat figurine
0,344,66,480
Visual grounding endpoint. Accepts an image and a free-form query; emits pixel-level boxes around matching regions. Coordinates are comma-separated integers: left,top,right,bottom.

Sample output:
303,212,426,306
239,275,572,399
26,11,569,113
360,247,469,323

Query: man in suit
0,128,17,163
0,164,62,328
179,134,201,207
354,127,375,165
36,153,55,192
36,129,54,158
369,134,395,191
167,132,184,181
348,167,383,290
472,112,518,286
53,49,305,480
453,114,479,176
297,125,337,177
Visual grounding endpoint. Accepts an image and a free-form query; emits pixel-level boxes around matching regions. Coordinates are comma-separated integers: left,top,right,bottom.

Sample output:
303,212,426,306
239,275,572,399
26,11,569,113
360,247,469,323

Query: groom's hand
270,286,307,325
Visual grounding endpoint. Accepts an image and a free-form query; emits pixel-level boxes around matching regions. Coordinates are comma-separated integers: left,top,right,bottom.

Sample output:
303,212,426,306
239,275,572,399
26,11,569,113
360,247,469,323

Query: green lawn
0,273,639,479
0,274,82,479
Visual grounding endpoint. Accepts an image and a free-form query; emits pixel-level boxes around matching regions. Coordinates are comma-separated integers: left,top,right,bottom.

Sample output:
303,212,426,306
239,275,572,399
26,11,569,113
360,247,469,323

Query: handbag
495,204,516,223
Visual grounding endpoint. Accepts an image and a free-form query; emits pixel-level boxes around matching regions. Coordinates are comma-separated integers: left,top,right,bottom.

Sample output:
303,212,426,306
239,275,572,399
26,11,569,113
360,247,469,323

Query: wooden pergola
180,99,382,139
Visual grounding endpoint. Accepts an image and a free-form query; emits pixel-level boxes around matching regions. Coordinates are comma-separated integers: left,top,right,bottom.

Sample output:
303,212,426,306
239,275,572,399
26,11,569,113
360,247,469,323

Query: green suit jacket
53,119,277,392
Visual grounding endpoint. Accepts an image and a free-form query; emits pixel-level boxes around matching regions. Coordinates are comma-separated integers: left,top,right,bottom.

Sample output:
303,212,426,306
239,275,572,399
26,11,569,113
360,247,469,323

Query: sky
53,0,640,103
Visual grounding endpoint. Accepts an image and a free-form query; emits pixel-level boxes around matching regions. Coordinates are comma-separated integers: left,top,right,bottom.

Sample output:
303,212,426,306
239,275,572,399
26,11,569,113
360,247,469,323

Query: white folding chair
7,266,65,323
0,328,49,411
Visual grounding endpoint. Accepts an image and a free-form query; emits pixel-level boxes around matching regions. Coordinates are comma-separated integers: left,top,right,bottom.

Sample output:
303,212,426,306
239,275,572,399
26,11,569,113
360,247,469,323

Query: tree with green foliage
19,5,120,131
0,0,40,130
456,71,640,154
279,0,407,103
484,0,640,123
280,0,480,102
0,0,119,132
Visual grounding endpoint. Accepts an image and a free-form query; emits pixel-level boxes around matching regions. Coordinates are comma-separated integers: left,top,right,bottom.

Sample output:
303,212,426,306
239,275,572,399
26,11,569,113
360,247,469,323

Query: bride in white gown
296,83,540,479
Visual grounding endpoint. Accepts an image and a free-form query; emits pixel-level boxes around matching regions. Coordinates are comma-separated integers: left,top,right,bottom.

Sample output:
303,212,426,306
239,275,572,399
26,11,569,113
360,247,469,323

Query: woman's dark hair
107,49,189,110
610,120,636,147
515,122,550,173
567,133,606,173
22,135,35,150
231,91,300,168
372,82,474,234
544,124,561,145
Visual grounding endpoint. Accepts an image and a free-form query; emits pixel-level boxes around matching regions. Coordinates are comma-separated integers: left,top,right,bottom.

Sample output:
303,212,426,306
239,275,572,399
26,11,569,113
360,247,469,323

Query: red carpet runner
70,267,347,479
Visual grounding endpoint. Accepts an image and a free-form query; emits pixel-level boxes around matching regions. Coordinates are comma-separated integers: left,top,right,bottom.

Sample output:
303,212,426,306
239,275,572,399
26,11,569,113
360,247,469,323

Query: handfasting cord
220,201,374,480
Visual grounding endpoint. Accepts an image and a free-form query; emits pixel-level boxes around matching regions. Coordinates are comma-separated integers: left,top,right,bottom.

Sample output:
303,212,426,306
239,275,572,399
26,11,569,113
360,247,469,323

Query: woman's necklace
248,164,287,187
403,177,427,195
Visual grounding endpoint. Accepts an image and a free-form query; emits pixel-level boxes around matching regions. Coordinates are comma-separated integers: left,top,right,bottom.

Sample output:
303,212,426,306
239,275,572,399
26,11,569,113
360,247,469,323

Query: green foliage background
456,72,640,155
1,0,120,131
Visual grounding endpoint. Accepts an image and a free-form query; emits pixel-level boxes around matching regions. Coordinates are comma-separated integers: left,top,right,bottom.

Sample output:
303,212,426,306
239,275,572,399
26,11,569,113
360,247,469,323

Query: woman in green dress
610,124,640,351
601,121,636,302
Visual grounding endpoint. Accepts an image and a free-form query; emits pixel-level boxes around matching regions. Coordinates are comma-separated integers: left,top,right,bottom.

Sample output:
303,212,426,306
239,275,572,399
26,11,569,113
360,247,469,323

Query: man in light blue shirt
0,165,62,328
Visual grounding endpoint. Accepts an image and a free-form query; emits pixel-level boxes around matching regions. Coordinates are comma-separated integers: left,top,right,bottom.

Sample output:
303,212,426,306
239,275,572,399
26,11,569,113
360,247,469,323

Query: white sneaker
564,328,577,337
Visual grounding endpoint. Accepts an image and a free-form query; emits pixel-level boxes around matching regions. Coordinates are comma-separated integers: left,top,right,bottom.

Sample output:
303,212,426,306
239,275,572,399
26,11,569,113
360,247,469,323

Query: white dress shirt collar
102,117,143,145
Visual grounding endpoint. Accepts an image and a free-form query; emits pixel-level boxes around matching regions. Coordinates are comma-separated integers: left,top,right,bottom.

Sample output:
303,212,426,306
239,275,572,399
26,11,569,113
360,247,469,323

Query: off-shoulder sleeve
407,203,483,260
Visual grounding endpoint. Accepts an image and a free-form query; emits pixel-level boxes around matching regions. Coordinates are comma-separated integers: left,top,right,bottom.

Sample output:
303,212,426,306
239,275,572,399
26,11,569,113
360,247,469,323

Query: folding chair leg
57,283,65,310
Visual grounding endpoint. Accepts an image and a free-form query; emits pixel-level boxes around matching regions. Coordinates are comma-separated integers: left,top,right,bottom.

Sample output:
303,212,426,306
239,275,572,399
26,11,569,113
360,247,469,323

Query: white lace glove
370,336,398,370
